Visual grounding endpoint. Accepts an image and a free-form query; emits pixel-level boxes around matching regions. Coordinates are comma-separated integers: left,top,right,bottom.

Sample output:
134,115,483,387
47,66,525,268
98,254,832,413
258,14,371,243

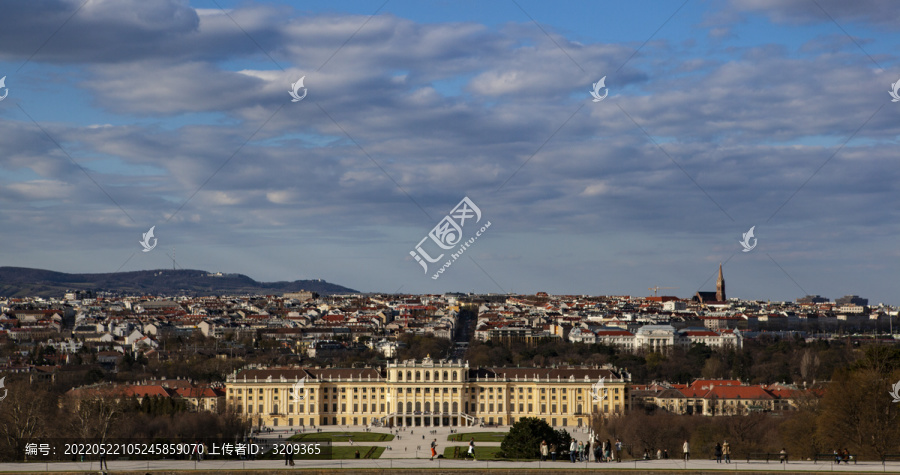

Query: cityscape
1,264,899,469
2,0,900,472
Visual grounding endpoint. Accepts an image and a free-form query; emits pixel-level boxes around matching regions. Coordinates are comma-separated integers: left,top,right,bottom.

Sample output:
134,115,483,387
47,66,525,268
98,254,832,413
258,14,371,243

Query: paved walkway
256,424,594,459
1,458,896,472
5,426,893,472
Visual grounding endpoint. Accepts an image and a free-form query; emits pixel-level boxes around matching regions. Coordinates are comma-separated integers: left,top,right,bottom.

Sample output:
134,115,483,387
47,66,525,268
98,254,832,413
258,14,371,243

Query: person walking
577,440,584,461
722,440,731,463
430,439,437,461
99,452,109,471
593,439,602,462
550,443,557,462
467,438,476,461
540,440,549,461
714,442,722,463
569,439,577,463
615,438,623,462
682,440,690,461
605,438,612,462
779,447,787,464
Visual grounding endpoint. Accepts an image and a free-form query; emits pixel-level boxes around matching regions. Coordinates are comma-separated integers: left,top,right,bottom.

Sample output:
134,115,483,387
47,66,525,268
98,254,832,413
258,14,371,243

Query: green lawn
289,431,394,442
331,446,385,459
446,431,507,442
442,445,505,460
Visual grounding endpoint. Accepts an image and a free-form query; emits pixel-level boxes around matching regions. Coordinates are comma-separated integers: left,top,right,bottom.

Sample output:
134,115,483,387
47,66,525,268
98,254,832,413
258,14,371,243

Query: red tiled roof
707,385,773,400
175,387,222,398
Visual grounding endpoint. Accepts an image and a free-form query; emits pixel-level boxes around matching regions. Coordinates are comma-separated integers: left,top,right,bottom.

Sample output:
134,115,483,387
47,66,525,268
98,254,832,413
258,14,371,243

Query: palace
225,357,630,430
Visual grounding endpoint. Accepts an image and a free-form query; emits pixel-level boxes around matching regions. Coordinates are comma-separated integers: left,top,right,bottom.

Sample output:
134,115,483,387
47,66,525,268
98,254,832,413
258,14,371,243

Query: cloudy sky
1,0,898,303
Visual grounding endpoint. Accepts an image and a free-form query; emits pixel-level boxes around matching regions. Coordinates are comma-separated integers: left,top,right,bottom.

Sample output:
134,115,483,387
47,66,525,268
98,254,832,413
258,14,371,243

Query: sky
0,0,898,304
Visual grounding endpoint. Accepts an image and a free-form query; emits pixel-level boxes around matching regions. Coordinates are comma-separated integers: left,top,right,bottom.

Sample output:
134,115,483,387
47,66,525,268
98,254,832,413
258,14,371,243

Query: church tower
716,263,726,301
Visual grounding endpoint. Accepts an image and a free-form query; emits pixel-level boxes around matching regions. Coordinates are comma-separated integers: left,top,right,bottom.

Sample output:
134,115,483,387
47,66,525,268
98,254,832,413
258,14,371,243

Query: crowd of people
539,438,624,463
536,437,743,464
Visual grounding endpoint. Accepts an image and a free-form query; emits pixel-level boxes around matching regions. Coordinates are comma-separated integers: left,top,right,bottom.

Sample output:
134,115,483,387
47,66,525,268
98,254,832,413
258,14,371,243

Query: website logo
739,226,757,252
889,79,900,102
409,196,490,279
590,76,608,102
289,76,308,102
291,376,306,400
139,226,158,252
591,377,608,402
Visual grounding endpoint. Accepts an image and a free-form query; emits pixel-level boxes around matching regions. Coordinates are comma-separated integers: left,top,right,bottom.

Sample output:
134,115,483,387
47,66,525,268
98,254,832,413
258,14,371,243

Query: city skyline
1,1,898,304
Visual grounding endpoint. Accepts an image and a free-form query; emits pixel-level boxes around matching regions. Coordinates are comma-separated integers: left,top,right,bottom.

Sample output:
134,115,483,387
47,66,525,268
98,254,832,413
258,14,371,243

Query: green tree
500,417,557,459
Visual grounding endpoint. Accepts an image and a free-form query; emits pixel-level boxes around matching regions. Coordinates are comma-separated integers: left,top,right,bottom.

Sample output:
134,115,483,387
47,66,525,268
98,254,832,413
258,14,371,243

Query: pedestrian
714,442,722,463
779,447,787,464
569,439,577,463
656,448,662,459
605,438,612,462
663,449,669,459
594,439,602,462
430,439,437,461
615,438,623,462
288,449,295,466
540,440,549,461
468,438,476,461
577,440,584,461
682,440,690,461
99,452,109,471
550,443,557,462
722,440,730,463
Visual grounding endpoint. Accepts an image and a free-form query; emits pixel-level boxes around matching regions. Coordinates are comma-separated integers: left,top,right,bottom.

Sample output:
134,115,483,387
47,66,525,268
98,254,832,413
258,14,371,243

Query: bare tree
0,380,54,461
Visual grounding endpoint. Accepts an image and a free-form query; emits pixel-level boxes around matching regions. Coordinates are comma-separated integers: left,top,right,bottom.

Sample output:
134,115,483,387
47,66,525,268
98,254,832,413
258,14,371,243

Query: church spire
716,263,726,301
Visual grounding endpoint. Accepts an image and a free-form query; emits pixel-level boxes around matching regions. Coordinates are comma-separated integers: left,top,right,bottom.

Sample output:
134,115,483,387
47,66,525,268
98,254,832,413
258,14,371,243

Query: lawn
446,431,507,442
331,446,385,459
289,431,394,442
442,446,506,460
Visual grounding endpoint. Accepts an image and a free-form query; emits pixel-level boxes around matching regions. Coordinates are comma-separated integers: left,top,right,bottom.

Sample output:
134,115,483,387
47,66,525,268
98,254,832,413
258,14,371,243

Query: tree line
593,345,900,461
0,379,248,462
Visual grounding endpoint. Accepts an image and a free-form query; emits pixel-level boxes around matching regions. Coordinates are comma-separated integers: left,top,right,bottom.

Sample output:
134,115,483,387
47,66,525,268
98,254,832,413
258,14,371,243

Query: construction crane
648,286,678,297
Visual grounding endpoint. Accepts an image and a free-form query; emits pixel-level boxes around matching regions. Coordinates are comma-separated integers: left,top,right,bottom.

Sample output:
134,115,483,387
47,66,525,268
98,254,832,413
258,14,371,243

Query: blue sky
1,0,898,304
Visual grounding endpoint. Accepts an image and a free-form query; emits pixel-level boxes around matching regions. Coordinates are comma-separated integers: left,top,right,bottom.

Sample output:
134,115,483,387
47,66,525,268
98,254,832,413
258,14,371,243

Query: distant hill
0,267,357,298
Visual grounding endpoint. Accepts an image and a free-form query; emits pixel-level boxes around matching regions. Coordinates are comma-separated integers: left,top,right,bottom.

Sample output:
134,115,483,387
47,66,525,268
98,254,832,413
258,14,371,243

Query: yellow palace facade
225,357,630,429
